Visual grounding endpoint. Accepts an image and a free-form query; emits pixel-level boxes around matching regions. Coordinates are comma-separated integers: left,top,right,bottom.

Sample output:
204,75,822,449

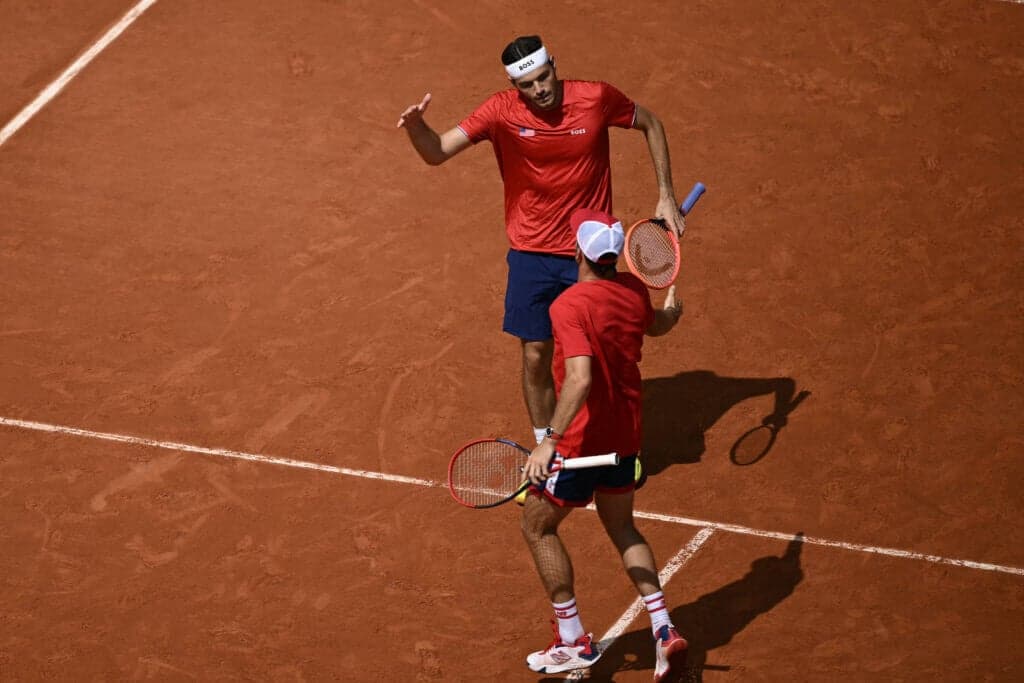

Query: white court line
0,0,160,148
566,527,716,681
630,510,1024,576
2,415,1023,577
0,415,436,488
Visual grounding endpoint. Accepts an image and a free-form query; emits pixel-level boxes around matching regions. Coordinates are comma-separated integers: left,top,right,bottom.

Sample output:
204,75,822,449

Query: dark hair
584,255,618,278
501,35,544,65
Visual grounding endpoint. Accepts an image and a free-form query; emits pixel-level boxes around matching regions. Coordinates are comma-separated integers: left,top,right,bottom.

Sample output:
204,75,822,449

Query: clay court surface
2,1,1023,680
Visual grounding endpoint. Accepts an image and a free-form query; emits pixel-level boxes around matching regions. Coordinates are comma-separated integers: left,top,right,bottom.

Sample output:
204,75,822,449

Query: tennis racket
447,438,619,509
623,182,706,289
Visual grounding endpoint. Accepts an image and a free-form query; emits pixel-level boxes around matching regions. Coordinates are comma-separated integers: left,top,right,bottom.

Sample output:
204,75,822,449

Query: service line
2,415,1022,577
0,0,160,147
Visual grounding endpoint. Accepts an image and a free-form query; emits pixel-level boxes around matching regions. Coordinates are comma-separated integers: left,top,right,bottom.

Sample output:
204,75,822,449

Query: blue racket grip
680,182,706,215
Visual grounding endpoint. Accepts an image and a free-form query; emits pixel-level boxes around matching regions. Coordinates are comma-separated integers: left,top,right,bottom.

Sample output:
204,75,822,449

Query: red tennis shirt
457,80,637,255
549,272,655,459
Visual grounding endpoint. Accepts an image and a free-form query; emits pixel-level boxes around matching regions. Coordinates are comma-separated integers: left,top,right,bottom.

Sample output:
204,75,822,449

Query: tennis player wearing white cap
397,35,686,450
518,208,687,680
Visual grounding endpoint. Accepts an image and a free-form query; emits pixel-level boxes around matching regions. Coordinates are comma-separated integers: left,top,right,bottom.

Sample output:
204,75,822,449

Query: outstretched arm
397,92,472,165
524,355,592,484
634,104,685,236
646,285,683,337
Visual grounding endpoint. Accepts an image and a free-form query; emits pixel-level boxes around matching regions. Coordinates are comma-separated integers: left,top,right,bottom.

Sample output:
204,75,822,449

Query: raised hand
396,92,432,129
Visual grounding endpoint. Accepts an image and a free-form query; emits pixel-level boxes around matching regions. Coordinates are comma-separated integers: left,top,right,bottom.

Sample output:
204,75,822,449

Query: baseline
1,415,1021,577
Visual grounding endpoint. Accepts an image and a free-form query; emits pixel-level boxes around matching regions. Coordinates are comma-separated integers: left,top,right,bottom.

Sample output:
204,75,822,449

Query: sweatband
505,47,549,79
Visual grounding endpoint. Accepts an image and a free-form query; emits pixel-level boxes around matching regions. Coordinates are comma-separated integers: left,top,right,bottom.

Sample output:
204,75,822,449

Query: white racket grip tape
560,452,619,469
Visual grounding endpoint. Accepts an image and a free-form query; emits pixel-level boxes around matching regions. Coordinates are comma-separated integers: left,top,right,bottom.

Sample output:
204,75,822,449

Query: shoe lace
542,619,565,653
575,633,595,656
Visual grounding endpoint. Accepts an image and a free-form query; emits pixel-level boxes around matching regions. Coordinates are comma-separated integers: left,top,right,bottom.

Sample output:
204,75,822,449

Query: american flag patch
518,127,535,137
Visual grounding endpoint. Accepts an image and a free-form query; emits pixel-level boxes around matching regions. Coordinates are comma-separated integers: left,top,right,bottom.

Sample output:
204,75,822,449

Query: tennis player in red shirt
397,35,686,447
517,208,686,680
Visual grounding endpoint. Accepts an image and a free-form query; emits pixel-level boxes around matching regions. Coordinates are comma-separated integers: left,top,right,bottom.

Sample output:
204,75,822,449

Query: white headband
505,46,549,79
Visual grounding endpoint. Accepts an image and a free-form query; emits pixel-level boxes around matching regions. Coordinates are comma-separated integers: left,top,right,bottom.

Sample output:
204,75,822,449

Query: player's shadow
641,371,807,475
575,534,805,682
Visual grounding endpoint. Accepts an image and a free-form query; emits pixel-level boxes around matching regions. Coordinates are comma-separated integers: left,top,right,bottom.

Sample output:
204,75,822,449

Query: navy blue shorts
503,249,578,341
530,454,640,507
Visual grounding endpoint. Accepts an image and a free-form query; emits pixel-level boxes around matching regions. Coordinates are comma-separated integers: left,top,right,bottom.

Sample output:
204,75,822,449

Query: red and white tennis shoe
525,621,601,674
653,624,688,682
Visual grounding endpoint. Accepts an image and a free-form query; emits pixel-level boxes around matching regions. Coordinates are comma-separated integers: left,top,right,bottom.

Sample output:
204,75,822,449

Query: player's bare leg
596,489,688,681
521,338,556,430
594,490,661,595
521,494,600,674
521,493,575,601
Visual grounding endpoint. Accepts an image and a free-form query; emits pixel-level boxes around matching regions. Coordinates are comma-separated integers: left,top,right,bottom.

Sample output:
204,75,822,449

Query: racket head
447,438,531,509
623,218,680,289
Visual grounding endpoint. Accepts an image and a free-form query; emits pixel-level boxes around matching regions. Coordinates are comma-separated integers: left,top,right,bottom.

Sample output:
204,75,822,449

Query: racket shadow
729,390,811,466
641,371,809,475
569,534,805,682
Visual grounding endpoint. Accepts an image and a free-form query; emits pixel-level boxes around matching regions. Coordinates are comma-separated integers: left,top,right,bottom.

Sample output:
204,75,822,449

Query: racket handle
560,452,619,470
680,182,706,215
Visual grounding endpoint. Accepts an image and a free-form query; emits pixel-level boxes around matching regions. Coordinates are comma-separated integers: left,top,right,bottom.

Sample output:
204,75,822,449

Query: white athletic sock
643,591,673,634
553,597,585,643
533,427,547,445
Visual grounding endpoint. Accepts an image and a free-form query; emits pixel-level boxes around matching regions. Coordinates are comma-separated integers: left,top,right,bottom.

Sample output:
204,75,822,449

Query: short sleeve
457,93,502,143
551,297,593,358
643,289,655,329
620,273,655,329
600,82,637,129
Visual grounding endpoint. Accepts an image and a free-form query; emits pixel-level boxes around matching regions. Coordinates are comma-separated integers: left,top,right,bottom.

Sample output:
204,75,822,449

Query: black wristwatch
544,426,563,442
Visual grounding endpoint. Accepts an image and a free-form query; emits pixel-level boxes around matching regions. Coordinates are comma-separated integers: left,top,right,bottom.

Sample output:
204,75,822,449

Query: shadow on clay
542,534,805,682
640,370,810,475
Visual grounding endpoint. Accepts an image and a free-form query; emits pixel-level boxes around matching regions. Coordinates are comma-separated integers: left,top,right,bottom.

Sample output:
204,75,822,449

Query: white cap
572,208,625,263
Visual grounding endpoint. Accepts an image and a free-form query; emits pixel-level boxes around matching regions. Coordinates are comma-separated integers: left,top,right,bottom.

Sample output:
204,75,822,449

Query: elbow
572,374,592,397
563,369,592,397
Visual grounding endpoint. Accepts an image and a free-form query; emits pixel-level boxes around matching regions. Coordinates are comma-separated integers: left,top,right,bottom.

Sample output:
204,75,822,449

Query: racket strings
450,441,527,506
627,222,677,288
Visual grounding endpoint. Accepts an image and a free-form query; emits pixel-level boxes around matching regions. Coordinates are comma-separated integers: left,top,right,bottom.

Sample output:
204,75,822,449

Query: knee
521,342,552,377
522,347,543,372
